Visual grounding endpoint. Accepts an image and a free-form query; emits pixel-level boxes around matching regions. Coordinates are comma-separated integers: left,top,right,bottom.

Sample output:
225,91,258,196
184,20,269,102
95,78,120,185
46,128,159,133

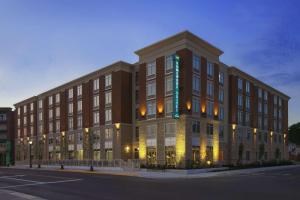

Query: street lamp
61,131,65,170
29,140,33,168
85,128,93,171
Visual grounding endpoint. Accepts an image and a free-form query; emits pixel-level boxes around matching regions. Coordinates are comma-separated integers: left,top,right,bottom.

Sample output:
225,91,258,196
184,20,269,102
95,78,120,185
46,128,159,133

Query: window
93,96,99,107
192,97,200,113
264,91,268,101
238,94,243,107
264,118,268,130
77,85,82,96
264,103,268,115
246,81,250,94
146,125,157,138
49,109,53,119
206,123,213,135
93,78,99,90
146,81,156,97
30,114,34,123
30,103,34,111
68,88,73,99
56,93,60,103
105,109,112,122
77,115,82,128
78,100,82,112
105,74,112,87
193,75,200,93
56,121,60,132
245,112,250,125
274,107,277,118
77,132,83,143
93,112,99,124
264,132,268,143
219,72,224,85
17,107,21,115
165,76,173,94
192,121,200,134
68,103,73,114
207,81,214,98
238,110,243,124
219,106,224,120
147,61,156,76
258,102,262,113
258,88,262,98
38,112,43,121
17,118,20,126
49,122,53,133
105,92,112,104
278,98,282,107
193,54,201,71
38,100,43,109
273,95,277,105
207,62,214,78
247,129,251,141
219,89,224,103
278,109,282,118
207,101,214,118
68,117,73,130
246,96,250,110
0,114,7,122
274,119,277,131
55,107,60,117
105,128,113,140
219,125,224,139
165,98,173,115
147,101,156,116
238,78,243,90
48,96,53,106
258,116,262,129
165,123,176,137
24,116,27,125
165,55,173,72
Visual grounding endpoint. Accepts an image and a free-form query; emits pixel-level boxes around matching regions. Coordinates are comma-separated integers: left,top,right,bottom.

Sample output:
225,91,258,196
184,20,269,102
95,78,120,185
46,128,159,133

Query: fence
15,159,140,169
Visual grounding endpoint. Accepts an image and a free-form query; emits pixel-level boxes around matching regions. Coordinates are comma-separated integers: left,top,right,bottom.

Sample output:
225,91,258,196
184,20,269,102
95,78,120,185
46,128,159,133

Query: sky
0,0,299,125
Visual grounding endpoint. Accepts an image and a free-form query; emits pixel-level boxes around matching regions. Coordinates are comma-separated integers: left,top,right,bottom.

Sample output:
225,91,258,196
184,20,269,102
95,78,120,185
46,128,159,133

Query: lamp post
61,132,65,170
29,140,32,168
85,128,93,171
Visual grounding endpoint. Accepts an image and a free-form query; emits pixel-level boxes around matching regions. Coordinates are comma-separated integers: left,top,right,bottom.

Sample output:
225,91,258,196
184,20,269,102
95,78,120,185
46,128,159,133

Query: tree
289,122,300,145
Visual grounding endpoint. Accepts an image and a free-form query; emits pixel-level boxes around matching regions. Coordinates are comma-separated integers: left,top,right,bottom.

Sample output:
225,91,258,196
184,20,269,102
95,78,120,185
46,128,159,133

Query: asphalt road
0,166,299,200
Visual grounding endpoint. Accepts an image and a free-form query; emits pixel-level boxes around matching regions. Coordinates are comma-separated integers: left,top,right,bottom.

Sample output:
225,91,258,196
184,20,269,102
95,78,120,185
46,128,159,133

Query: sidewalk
5,164,300,179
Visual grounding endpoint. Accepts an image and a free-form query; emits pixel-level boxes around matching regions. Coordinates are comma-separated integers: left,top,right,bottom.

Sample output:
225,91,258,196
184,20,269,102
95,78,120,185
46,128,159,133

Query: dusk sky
0,0,299,125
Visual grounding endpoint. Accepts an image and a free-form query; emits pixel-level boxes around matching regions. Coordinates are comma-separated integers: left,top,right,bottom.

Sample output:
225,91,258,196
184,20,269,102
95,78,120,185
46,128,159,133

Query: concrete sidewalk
4,164,300,179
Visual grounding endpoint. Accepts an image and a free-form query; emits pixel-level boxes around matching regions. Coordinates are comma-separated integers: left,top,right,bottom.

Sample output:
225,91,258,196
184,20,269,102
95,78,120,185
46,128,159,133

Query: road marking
0,178,82,189
0,175,26,179
2,177,40,183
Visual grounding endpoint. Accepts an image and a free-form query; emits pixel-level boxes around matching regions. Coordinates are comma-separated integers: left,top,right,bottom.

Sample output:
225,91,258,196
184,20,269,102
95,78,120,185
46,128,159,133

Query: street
0,166,299,200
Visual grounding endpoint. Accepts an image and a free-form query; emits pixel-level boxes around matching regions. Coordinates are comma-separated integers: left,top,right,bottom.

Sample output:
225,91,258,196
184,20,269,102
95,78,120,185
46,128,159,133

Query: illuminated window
56,93,60,103
105,128,113,140
219,72,224,85
105,109,112,122
23,105,27,113
56,107,60,117
38,100,43,109
30,103,34,111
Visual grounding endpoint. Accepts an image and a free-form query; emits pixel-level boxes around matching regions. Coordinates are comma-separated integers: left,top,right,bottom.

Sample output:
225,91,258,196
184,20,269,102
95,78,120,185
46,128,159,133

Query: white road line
0,178,82,189
0,189,47,200
2,177,41,183
0,175,26,179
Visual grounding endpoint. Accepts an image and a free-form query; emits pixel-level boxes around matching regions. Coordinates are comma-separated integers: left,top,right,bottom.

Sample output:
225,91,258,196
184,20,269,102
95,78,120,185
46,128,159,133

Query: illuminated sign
172,55,180,119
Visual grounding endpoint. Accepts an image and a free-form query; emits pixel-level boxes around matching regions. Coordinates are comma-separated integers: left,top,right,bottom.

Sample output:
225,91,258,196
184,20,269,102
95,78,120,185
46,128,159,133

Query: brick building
0,107,14,166
14,31,290,167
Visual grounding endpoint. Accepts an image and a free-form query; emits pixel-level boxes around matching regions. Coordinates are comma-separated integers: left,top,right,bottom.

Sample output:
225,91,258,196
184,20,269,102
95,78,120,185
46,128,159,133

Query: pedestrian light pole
29,140,33,168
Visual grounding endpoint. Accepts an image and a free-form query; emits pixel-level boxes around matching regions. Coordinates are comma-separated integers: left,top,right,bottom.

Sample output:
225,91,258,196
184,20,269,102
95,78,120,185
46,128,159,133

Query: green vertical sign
172,55,180,119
